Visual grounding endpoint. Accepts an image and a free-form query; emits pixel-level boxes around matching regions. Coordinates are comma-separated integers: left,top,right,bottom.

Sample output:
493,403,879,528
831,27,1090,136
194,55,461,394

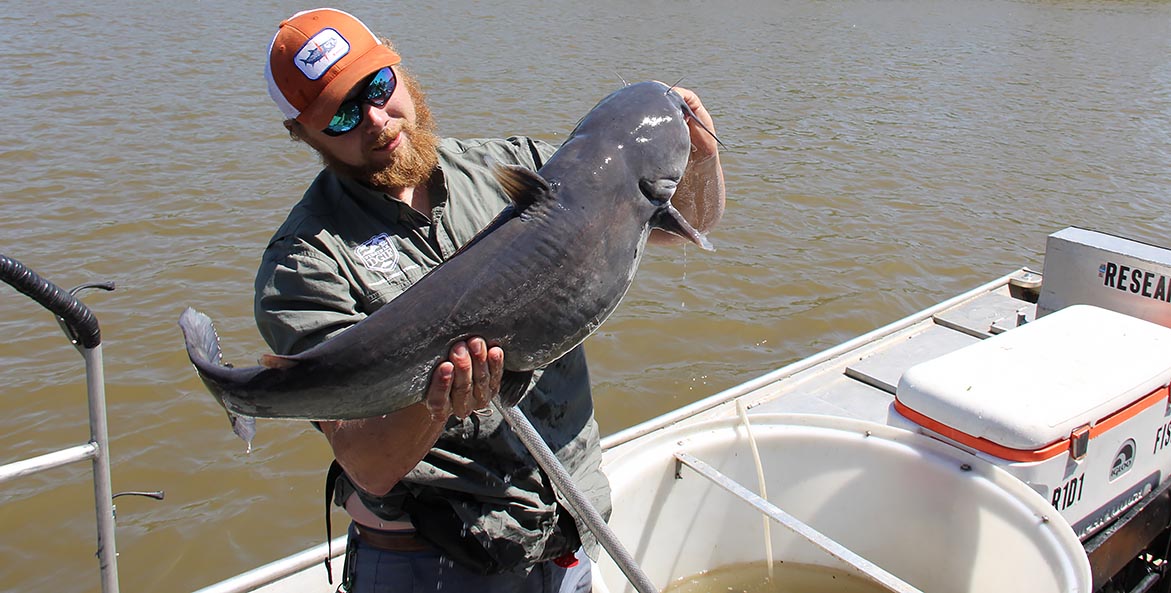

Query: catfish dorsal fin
493,164,553,212
260,353,298,370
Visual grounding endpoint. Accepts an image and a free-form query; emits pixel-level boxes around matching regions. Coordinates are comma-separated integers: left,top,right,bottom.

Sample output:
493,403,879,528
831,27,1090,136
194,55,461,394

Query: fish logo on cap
295,29,350,80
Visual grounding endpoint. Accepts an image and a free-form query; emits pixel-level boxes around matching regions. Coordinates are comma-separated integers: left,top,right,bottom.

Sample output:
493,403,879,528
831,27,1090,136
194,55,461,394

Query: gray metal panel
750,373,894,423
750,290,1032,423
934,292,1036,339
844,324,981,395
1038,227,1171,325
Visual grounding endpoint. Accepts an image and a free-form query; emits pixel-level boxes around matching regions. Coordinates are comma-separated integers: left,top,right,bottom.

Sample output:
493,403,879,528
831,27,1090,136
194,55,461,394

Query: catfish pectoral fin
229,413,256,453
497,369,536,407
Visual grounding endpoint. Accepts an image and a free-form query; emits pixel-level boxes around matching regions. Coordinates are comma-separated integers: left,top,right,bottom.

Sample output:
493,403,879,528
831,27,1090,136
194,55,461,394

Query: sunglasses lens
365,68,396,107
324,104,361,136
321,67,398,136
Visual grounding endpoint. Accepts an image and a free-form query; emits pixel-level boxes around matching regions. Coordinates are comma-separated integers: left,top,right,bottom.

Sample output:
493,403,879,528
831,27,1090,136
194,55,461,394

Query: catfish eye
639,178,679,204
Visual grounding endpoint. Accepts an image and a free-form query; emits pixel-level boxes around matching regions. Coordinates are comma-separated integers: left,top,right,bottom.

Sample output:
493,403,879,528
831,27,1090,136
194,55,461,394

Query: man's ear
284,118,306,142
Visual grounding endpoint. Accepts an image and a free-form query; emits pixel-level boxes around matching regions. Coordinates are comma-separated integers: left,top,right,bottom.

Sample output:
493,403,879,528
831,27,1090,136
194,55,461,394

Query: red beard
316,73,441,191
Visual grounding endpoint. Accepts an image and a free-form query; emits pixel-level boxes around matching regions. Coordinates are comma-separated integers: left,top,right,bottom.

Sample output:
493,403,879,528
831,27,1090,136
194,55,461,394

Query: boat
6,226,1171,593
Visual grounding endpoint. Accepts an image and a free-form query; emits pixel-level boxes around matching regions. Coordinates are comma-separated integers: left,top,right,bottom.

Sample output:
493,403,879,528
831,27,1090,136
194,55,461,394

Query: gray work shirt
254,136,610,569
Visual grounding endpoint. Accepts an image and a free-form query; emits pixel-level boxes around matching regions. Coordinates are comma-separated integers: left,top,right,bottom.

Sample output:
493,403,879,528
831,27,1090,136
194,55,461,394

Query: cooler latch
1069,424,1091,460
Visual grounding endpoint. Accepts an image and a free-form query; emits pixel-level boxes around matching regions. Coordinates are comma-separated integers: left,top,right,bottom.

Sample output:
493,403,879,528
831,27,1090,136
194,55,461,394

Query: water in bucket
662,560,891,593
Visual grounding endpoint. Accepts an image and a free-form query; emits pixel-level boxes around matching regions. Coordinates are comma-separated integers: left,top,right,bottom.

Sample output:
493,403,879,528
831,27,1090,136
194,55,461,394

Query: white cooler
892,304,1171,540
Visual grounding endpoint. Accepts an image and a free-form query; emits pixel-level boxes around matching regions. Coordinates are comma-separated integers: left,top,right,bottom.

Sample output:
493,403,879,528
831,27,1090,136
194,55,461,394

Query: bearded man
256,8,724,593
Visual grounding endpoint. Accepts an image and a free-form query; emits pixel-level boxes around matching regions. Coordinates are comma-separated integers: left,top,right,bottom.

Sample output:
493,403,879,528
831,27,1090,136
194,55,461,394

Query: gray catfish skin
179,81,711,429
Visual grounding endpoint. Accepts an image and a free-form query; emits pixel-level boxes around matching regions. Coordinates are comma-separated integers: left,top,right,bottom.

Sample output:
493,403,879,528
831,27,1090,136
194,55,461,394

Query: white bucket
593,414,1092,593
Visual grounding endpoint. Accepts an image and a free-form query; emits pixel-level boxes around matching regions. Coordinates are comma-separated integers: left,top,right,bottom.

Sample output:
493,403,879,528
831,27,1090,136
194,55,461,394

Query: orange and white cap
265,8,401,130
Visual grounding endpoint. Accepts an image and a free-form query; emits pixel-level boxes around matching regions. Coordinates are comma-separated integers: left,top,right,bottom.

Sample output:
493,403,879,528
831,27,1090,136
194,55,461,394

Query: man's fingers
426,361,454,421
449,341,474,419
427,339,503,422
468,337,491,409
487,346,504,399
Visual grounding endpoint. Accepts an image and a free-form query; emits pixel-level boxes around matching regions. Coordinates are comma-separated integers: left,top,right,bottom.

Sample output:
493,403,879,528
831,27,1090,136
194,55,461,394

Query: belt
353,524,432,553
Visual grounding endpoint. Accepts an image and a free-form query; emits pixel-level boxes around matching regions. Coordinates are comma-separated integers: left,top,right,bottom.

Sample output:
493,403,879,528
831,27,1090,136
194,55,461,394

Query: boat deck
602,268,1039,453
754,276,1030,420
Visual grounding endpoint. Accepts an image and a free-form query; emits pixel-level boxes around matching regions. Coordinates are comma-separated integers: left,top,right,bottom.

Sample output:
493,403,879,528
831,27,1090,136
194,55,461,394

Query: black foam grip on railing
0,253,101,348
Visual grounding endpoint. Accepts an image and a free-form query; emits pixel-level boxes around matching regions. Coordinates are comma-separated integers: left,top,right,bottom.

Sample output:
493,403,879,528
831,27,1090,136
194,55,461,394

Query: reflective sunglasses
322,67,398,136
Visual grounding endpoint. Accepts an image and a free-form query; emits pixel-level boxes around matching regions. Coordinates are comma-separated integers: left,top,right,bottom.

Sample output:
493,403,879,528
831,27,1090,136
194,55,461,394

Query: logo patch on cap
295,28,350,80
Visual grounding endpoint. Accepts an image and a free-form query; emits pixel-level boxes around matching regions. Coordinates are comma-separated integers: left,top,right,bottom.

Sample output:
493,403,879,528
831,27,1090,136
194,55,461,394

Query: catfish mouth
640,176,713,251
652,203,714,251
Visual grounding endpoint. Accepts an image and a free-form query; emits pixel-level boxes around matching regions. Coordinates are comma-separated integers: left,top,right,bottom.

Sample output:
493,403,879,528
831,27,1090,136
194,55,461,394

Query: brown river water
2,0,1169,590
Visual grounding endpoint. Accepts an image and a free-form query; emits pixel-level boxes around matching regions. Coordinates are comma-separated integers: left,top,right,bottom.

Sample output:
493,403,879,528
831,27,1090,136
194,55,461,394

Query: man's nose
362,102,392,131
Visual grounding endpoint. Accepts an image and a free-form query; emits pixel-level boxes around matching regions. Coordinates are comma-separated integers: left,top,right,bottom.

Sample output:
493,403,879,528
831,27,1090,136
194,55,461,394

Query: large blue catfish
179,81,713,442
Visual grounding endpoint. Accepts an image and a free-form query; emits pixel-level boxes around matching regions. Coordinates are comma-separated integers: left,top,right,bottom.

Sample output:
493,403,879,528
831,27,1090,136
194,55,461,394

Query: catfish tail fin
178,307,257,449
179,307,225,367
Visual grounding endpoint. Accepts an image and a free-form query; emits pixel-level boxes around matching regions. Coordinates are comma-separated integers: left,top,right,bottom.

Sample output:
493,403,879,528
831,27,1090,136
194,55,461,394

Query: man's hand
649,84,726,245
320,337,504,495
425,337,505,421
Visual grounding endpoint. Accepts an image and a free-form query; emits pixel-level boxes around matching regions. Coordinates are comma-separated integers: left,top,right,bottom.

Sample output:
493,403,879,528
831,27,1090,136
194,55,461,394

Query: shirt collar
332,170,447,225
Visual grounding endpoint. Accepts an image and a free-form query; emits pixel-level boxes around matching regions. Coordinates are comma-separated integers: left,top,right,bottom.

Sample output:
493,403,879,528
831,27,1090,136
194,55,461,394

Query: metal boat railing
190,536,347,593
0,254,120,593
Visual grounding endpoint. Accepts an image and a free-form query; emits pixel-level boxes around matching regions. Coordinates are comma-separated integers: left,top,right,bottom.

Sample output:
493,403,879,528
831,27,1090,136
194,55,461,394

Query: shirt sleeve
254,243,367,355
497,135,558,171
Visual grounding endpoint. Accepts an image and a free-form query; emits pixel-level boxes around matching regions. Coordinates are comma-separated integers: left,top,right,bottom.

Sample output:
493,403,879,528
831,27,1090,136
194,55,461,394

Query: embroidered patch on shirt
355,233,401,274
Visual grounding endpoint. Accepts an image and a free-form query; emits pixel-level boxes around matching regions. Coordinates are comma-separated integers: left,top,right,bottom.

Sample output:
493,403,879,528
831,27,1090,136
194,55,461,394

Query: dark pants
341,525,593,593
